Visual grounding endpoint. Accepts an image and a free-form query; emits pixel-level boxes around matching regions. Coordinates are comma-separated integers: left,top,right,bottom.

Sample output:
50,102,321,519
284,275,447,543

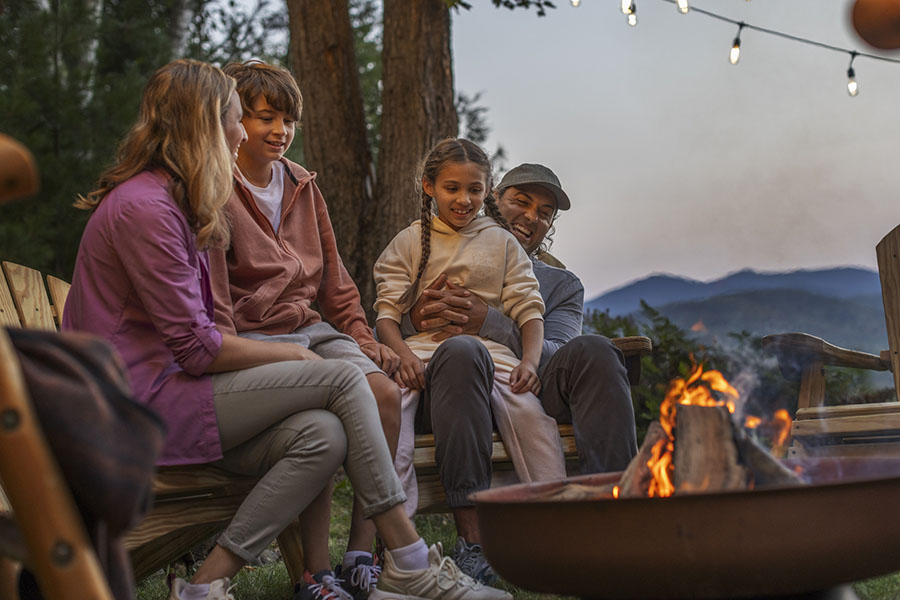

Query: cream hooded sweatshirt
374,215,544,372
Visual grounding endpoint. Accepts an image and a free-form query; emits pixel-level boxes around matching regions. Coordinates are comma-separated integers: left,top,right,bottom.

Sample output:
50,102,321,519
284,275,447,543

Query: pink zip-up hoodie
210,159,376,347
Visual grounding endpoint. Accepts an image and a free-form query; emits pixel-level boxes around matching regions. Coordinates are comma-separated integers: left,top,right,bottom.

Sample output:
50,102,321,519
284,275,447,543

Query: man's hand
409,273,489,341
360,342,400,376
509,359,541,395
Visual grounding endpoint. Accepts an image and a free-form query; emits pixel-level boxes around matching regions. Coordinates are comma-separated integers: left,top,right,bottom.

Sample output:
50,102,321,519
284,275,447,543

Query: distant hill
657,289,887,355
586,267,881,316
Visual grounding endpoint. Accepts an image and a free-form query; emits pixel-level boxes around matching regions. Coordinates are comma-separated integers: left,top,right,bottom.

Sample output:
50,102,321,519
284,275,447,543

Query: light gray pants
210,359,405,562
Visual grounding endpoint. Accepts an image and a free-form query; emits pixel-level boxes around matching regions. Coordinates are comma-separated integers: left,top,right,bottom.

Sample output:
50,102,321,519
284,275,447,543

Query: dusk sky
451,0,900,300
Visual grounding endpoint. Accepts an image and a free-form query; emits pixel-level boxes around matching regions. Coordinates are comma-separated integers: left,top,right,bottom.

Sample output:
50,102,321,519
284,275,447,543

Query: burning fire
643,360,791,498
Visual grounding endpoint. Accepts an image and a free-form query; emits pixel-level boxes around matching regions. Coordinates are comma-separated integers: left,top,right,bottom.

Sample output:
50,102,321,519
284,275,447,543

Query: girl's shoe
293,569,354,600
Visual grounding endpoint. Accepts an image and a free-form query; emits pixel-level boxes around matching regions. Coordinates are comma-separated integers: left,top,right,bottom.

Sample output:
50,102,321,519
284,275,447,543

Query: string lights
729,22,744,65
621,0,637,27
847,52,859,96
611,0,900,97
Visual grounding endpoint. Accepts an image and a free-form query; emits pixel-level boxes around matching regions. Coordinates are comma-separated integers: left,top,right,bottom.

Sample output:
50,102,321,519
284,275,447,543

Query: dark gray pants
419,335,637,508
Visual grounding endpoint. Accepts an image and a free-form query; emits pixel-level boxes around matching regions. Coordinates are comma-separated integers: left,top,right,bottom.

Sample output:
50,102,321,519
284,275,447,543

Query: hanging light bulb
627,3,638,26
847,52,859,96
621,0,633,14
571,0,581,6
729,23,745,65
677,0,689,14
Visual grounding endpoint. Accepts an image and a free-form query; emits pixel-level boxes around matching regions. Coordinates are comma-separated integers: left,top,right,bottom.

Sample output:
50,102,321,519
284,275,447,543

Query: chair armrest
611,336,652,386
761,332,890,381
611,335,652,357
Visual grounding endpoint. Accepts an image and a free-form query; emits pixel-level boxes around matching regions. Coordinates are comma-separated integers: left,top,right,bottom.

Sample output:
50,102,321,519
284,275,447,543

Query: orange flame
648,359,739,497
744,415,762,429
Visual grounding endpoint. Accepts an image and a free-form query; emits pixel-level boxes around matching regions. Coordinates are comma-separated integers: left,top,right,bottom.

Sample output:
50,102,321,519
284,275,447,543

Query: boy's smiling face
239,94,296,165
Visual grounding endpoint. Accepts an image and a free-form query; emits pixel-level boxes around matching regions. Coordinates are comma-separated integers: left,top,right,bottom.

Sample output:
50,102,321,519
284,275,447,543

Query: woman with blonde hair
64,59,506,600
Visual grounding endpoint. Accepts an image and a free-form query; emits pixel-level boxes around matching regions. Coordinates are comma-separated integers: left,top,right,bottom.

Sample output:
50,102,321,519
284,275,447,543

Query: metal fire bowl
471,457,900,599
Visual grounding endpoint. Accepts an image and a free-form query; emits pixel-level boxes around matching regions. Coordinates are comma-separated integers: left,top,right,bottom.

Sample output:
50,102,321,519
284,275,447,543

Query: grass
136,476,900,599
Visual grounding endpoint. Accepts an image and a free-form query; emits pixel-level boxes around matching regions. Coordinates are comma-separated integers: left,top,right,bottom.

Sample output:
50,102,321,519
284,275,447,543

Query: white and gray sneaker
369,542,512,600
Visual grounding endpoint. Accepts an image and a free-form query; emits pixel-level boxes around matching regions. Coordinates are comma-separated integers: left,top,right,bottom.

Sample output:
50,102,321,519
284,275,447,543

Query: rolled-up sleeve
112,198,222,376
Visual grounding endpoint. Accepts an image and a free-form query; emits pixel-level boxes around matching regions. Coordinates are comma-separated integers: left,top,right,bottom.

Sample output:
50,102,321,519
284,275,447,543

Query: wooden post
876,224,900,402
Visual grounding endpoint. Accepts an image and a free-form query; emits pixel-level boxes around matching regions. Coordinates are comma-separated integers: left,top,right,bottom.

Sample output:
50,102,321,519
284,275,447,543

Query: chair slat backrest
0,269,20,327
2,262,56,330
875,224,900,402
46,275,71,328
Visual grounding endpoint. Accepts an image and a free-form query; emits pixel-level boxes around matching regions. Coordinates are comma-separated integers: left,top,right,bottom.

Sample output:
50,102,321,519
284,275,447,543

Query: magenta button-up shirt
62,170,224,465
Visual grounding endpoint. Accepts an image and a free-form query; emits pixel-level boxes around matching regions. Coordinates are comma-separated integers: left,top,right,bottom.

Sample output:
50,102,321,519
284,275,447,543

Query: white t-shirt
238,161,285,233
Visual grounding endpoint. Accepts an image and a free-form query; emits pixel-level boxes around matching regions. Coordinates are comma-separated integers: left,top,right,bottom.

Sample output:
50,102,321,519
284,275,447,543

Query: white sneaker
168,576,236,600
369,542,512,600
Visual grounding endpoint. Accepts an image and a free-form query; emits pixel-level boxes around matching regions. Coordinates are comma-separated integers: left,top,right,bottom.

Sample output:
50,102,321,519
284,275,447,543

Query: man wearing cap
401,163,638,583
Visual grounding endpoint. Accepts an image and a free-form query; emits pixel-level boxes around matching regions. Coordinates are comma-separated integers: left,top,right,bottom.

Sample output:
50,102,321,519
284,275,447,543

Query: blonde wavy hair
75,59,235,249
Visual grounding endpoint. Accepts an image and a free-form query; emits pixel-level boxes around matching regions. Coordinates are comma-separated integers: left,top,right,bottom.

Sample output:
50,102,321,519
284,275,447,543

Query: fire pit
471,457,900,599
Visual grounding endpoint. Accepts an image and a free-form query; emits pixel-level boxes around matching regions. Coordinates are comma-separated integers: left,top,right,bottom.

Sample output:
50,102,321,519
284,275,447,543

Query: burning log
616,422,667,498
613,362,804,498
674,404,747,492
733,426,805,488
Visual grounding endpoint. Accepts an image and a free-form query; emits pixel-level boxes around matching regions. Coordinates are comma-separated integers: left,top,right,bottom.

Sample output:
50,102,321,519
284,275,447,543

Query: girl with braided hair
374,138,566,537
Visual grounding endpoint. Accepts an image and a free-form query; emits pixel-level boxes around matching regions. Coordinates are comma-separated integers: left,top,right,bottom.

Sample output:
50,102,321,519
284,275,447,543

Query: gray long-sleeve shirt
401,258,585,377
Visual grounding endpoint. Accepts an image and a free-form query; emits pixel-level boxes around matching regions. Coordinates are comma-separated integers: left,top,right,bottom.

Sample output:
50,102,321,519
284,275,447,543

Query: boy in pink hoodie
209,60,401,600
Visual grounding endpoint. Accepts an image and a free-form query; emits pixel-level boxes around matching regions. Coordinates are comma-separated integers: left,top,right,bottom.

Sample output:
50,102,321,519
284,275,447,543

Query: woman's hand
360,342,400,376
509,360,541,395
394,350,426,391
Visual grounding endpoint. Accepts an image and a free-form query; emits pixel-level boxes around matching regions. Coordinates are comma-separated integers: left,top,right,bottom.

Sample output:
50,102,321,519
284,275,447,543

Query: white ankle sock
179,582,210,600
389,538,429,571
342,550,372,571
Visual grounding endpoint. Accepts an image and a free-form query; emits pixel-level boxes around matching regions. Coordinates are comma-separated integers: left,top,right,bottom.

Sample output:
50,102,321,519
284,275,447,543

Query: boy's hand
509,360,541,395
394,351,426,391
360,342,400,376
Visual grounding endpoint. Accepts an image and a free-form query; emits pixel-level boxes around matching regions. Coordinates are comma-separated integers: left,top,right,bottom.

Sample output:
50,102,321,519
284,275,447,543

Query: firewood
617,421,667,498
674,405,747,493
733,427,806,488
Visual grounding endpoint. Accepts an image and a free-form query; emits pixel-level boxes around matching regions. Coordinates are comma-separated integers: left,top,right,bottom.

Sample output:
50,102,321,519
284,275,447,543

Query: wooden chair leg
0,330,113,599
276,519,305,585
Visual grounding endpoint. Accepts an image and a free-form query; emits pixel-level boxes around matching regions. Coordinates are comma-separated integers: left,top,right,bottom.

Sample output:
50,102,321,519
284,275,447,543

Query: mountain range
586,267,888,357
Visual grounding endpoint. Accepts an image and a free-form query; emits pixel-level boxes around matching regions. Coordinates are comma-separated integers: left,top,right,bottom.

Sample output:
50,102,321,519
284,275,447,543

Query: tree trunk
286,0,373,286
363,0,459,317
286,0,458,320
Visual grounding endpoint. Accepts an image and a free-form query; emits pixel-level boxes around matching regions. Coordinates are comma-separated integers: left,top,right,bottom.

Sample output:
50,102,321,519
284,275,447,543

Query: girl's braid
483,192,511,232
398,191,433,307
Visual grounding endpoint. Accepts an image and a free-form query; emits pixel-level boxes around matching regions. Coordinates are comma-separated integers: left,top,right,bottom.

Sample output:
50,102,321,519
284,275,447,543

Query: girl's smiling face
424,161,489,231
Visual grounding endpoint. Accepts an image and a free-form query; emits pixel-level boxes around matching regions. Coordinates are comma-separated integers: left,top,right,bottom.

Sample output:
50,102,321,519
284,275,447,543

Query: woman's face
223,90,248,162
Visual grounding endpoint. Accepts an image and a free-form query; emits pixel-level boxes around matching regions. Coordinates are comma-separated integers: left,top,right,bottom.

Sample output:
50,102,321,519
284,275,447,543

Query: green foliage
585,301,883,444
448,0,558,17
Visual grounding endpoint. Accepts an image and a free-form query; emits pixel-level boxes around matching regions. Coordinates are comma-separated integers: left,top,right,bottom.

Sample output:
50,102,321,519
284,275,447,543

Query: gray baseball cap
496,163,571,211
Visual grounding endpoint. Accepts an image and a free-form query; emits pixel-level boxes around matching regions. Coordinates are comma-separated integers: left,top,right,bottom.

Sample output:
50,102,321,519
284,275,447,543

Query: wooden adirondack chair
762,225,900,457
